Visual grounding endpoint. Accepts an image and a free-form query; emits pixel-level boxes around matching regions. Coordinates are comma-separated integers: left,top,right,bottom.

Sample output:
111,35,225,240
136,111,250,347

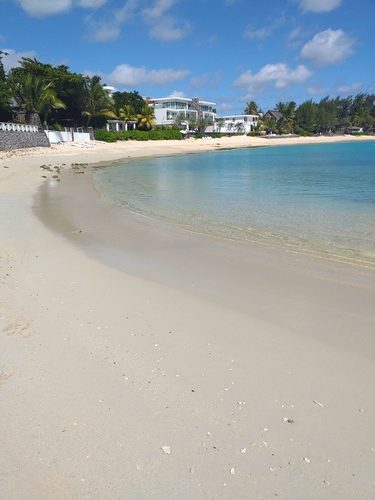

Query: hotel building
216,114,259,134
147,96,217,127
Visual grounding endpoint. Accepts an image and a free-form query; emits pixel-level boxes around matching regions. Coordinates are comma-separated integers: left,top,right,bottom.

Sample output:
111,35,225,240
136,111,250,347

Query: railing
0,122,39,132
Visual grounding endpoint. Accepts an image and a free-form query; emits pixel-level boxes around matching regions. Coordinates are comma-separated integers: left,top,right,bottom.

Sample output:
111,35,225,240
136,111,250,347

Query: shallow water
94,142,375,266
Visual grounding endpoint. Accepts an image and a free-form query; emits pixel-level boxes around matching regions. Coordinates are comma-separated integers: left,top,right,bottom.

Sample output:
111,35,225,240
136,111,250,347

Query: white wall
73,132,91,142
216,116,258,134
45,130,91,144
154,108,169,125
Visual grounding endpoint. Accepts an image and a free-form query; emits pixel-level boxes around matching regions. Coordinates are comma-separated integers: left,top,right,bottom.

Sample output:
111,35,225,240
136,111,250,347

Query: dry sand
1,136,375,499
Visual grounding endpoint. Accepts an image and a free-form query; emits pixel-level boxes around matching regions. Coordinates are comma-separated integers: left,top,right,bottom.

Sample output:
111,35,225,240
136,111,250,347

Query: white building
147,96,217,127
215,114,259,134
103,85,116,97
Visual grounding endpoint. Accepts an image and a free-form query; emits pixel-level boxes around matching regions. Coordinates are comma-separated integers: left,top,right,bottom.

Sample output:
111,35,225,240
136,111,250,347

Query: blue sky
1,0,374,113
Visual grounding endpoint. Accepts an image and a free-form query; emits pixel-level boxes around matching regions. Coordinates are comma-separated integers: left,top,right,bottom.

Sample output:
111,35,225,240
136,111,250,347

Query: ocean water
94,142,375,266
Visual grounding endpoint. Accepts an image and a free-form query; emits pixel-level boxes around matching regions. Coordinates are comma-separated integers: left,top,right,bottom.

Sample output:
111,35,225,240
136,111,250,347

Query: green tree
186,114,197,131
350,93,374,129
82,76,117,125
113,91,146,115
235,121,244,133
215,117,224,132
295,100,318,133
197,116,213,133
10,74,65,126
116,104,136,130
174,111,187,129
10,57,87,126
137,105,156,130
0,51,11,121
316,97,337,132
336,96,352,129
276,101,296,133
244,100,258,115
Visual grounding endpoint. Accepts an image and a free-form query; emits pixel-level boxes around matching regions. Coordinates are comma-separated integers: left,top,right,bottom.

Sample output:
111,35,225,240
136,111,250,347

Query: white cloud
170,90,186,97
15,0,107,18
235,63,312,92
77,0,108,7
142,0,190,42
142,0,176,19
86,0,137,42
337,82,362,94
115,0,137,23
0,48,36,71
149,17,190,41
106,64,190,87
307,84,330,95
301,29,355,66
216,100,235,112
190,72,221,89
244,15,285,41
299,0,342,12
16,0,72,17
286,26,304,47
244,25,274,40
87,21,121,42
288,27,302,41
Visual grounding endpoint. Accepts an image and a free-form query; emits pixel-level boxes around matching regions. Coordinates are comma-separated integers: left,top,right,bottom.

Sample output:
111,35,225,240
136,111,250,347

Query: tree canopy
247,95,375,135
0,51,12,121
112,91,146,115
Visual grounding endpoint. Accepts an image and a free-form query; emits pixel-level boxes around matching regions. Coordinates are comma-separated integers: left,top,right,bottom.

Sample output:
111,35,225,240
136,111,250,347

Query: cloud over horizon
85,0,137,42
0,47,36,71
235,63,312,93
15,0,108,18
298,0,342,13
143,0,190,41
105,63,191,87
301,29,355,66
149,17,190,41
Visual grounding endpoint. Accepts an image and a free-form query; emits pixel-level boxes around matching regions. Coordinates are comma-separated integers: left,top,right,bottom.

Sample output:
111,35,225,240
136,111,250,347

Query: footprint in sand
3,321,31,337
0,371,12,386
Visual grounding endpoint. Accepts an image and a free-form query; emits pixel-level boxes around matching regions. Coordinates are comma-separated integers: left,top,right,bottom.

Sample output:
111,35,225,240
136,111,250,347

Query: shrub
95,129,117,142
294,126,312,137
95,128,182,142
50,123,62,131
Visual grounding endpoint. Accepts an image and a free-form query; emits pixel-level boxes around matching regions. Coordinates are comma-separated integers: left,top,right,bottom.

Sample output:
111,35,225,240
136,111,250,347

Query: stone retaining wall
0,130,50,151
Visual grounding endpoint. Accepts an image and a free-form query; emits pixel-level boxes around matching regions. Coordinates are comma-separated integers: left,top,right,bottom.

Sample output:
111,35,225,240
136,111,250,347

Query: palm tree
244,101,258,115
82,76,117,125
227,121,234,133
10,74,65,127
235,122,245,134
215,117,224,133
137,105,156,130
276,101,296,134
116,104,136,131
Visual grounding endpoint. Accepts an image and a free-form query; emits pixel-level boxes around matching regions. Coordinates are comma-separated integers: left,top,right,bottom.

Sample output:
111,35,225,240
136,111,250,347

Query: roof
264,110,283,120
148,96,216,106
220,114,258,119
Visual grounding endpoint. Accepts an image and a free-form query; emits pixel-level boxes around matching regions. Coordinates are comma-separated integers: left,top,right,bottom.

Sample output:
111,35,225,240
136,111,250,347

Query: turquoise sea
94,142,375,266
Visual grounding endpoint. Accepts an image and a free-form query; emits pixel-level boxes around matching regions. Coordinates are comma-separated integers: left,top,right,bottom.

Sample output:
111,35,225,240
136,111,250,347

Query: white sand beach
1,135,375,499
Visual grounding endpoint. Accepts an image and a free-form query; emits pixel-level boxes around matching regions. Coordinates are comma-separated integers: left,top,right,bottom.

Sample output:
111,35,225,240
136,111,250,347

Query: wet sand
1,137,375,499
